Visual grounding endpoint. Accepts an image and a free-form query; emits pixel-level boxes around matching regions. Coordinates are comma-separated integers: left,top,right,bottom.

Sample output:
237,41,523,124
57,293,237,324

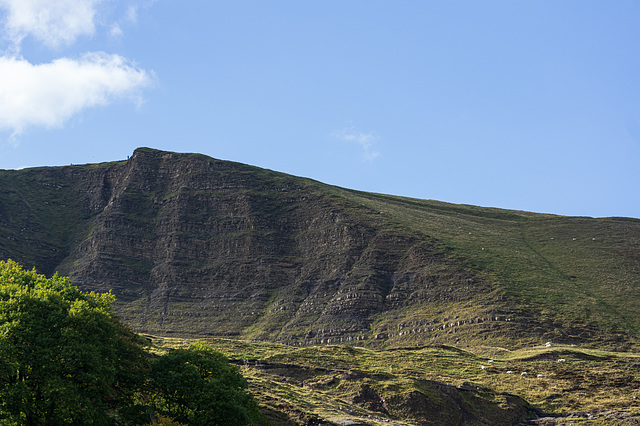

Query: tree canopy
0,260,264,425
0,260,148,425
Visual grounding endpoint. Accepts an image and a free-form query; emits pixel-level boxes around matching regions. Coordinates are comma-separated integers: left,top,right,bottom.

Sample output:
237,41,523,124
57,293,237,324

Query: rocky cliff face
3,147,632,348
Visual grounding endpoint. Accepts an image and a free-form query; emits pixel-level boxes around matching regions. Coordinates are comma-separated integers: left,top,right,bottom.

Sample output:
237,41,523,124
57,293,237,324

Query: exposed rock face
0,148,537,345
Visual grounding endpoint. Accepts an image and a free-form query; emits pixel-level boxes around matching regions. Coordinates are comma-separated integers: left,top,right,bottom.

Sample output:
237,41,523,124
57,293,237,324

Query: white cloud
0,53,153,135
333,127,381,162
0,0,103,48
0,0,156,139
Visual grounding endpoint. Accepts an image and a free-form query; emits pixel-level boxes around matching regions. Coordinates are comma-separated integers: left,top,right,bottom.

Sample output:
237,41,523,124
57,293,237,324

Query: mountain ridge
1,147,638,350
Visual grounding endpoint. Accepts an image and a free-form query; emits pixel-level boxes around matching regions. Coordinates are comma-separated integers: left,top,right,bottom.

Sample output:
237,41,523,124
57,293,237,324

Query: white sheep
521,372,528,376
557,359,566,362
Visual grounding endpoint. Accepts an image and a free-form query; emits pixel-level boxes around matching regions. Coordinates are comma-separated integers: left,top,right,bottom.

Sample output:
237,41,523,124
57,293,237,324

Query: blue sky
1,1,639,218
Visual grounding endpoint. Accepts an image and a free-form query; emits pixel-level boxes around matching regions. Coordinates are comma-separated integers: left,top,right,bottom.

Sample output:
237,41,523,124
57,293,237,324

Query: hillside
0,147,638,350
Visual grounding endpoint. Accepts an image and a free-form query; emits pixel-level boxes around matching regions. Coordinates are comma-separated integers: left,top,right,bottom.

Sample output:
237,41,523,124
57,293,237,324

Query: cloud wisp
333,127,381,162
109,1,157,39
0,0,154,139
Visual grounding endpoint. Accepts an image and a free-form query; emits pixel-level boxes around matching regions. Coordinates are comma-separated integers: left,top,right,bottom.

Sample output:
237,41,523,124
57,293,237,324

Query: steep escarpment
59,148,504,346
0,148,504,346
1,147,639,349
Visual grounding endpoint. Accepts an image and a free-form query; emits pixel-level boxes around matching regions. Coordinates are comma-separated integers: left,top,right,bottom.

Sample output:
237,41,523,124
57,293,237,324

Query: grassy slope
331,188,640,347
0,161,127,274
0,167,90,274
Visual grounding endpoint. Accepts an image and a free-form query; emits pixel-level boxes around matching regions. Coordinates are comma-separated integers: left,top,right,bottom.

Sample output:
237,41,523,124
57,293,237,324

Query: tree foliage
0,260,149,425
149,342,264,426
0,260,264,425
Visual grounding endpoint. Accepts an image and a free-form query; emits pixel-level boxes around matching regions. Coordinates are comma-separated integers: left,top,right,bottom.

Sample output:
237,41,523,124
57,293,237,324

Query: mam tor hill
1,147,639,350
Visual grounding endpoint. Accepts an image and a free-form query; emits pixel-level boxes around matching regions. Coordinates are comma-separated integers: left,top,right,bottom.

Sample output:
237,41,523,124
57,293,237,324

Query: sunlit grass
148,335,640,424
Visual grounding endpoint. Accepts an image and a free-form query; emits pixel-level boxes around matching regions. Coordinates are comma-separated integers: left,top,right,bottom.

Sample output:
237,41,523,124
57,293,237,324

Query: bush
149,342,264,425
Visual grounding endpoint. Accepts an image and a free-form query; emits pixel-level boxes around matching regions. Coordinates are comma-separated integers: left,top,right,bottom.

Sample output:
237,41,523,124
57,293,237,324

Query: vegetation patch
141,336,640,425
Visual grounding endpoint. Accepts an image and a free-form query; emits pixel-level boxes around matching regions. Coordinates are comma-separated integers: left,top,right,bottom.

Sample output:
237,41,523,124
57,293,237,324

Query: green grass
330,188,640,349
147,336,640,425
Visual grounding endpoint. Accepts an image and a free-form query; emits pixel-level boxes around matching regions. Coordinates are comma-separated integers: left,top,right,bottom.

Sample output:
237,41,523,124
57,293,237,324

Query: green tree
0,260,149,425
149,342,264,426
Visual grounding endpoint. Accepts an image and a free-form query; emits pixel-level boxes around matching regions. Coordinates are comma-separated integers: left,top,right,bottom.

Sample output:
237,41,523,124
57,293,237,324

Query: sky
0,1,639,219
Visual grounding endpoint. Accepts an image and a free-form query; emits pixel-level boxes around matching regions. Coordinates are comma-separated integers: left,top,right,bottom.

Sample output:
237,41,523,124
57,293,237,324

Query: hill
1,147,638,350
